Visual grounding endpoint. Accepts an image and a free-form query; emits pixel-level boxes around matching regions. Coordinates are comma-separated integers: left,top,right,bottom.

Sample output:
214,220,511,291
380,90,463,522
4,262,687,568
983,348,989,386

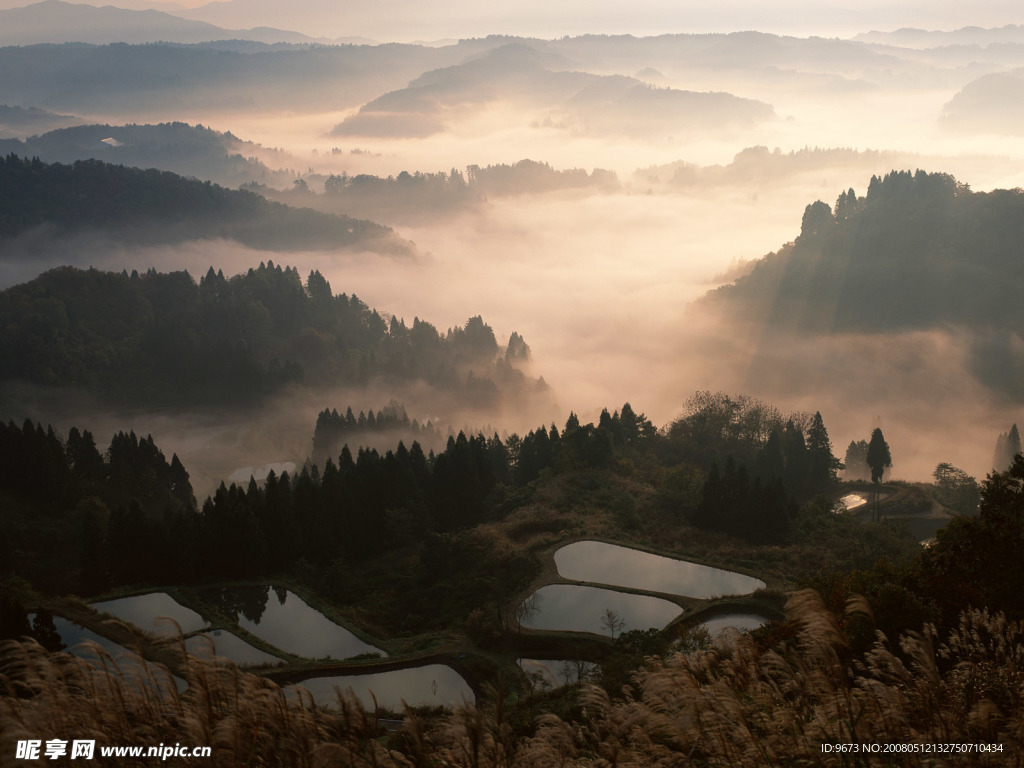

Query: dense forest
311,401,444,466
704,170,1024,333
0,154,409,253
700,170,1024,402
4,389,1024,762
0,263,540,408
0,122,294,189
4,388,987,639
0,394,839,604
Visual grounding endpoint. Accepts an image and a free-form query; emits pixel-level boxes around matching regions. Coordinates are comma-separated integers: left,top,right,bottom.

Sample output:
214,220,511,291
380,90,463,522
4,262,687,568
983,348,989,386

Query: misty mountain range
1,26,1021,134
0,120,622,225
0,122,296,189
5,6,1024,761
0,105,81,140
0,0,328,45
4,117,1016,216
853,24,1024,47
941,70,1024,134
2,9,1024,482
0,41,464,114
333,43,774,139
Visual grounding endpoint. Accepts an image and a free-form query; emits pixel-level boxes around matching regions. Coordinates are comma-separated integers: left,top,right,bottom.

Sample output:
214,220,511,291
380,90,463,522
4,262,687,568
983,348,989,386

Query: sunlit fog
3,1,1024,489
7,2,1024,762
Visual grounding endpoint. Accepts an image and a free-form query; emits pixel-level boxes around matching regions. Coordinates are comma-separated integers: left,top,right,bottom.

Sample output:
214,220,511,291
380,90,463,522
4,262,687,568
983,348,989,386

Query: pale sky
2,0,1022,41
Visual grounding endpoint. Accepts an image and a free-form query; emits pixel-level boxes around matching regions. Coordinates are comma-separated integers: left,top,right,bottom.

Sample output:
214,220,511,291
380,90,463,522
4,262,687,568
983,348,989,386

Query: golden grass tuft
3,592,1023,766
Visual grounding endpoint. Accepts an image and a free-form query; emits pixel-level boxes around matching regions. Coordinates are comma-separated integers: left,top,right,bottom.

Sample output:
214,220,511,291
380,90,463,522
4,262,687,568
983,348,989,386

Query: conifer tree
993,423,1021,472
805,412,839,494
866,428,892,521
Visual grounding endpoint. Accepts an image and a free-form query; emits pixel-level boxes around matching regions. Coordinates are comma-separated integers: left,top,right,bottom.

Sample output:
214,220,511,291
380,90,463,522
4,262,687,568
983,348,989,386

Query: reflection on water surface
91,592,207,636
201,585,385,660
518,583,682,635
555,540,765,598
185,629,284,666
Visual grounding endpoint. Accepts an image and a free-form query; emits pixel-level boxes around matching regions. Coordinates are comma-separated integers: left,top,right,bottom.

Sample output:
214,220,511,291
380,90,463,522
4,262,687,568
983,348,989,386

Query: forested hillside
0,263,538,407
0,393,848,606
0,155,408,253
0,123,294,189
704,170,1024,333
4,393,1023,763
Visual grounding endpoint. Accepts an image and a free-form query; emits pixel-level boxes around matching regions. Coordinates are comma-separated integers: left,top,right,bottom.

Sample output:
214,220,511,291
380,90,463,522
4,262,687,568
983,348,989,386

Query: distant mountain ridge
0,104,81,140
854,24,1024,48
0,40,464,114
334,42,775,139
941,70,1024,135
0,0,323,45
0,30,1003,121
0,122,296,189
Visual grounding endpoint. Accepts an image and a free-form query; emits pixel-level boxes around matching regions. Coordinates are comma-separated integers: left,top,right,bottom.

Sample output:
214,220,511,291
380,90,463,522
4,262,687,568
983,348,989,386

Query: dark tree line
0,419,193,515
319,159,616,200
0,263,539,408
0,419,194,594
993,423,1021,472
664,395,840,543
814,451,1024,648
0,402,662,594
0,154,398,251
695,457,793,542
311,402,442,466
707,170,1024,350
1,395,843,600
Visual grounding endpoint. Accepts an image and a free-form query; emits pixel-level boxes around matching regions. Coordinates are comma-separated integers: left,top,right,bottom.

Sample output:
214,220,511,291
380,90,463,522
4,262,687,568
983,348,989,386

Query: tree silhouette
843,439,870,481
600,608,626,639
993,423,1021,472
800,200,833,237
866,428,892,521
805,411,840,495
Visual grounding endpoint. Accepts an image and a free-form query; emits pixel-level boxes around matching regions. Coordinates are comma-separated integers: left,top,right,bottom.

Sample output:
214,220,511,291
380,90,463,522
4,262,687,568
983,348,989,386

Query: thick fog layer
4,21,1024,485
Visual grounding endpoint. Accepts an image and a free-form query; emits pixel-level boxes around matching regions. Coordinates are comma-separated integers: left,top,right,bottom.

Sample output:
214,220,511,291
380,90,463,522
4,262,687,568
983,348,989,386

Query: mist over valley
4,4,1024,763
